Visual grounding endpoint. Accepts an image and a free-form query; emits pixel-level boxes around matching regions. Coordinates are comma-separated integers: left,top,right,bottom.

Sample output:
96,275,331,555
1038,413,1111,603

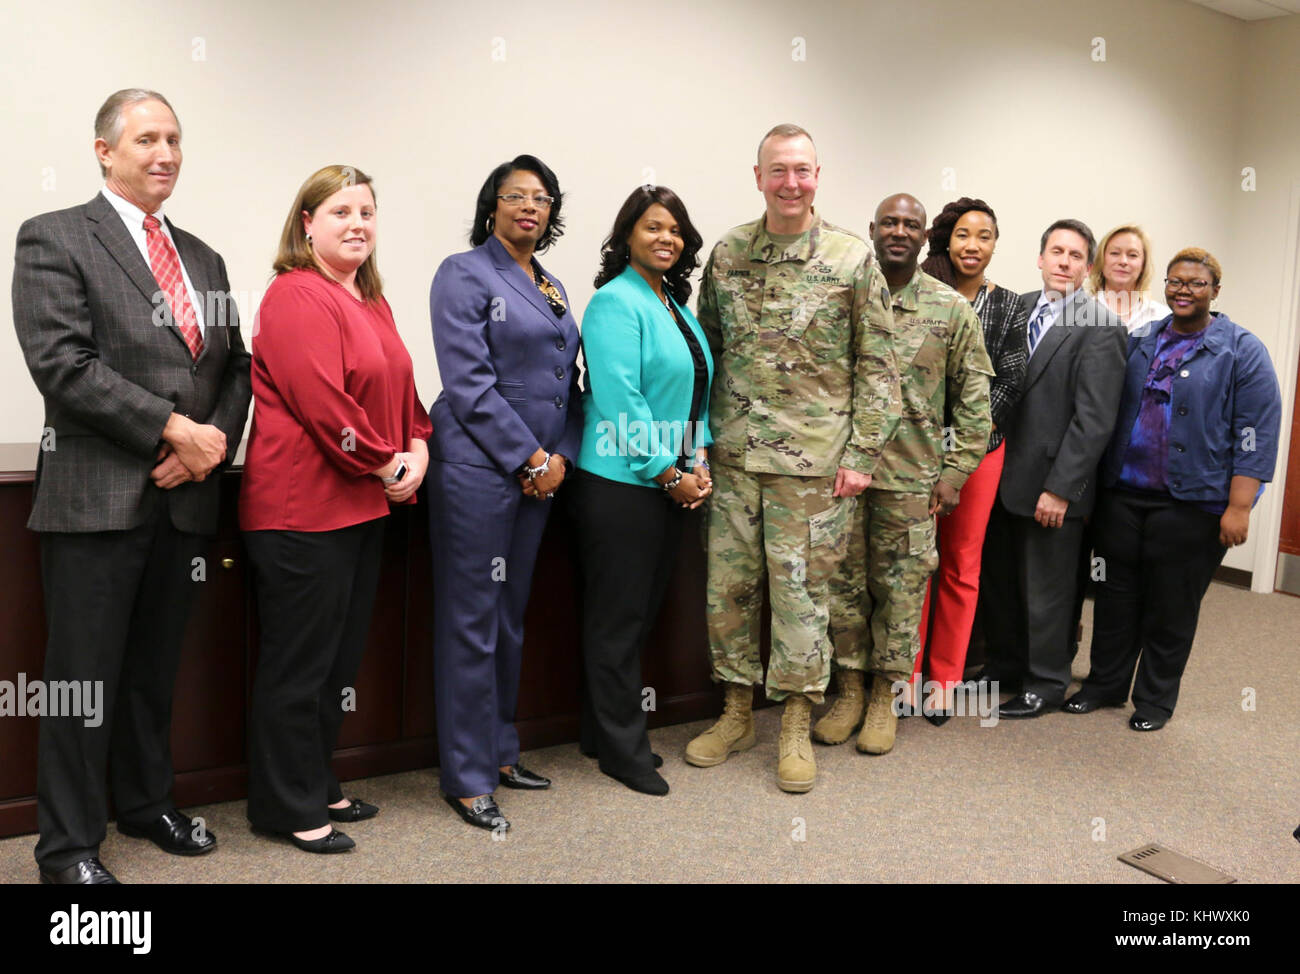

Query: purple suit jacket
428,235,582,473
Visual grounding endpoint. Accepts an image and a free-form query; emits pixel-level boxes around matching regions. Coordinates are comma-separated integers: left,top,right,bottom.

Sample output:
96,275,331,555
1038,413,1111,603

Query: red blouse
239,269,432,532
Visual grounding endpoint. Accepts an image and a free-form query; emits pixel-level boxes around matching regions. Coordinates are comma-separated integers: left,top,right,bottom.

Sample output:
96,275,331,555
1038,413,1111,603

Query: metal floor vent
1118,843,1236,884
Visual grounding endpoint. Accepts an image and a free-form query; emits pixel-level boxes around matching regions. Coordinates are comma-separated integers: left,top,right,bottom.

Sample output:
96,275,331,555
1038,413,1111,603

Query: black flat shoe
289,828,355,853
499,764,550,789
444,794,509,831
1129,714,1167,732
328,798,379,822
583,748,664,768
118,809,216,856
925,711,953,727
605,768,669,796
1063,693,1125,715
40,857,120,885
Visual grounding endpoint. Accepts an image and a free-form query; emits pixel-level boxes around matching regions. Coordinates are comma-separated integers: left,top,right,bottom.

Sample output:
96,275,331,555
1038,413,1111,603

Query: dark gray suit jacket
12,193,252,534
997,289,1127,519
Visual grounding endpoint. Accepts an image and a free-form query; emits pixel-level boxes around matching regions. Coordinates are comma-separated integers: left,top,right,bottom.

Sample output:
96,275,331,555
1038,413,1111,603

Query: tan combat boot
684,683,757,767
776,694,816,792
811,668,866,744
857,674,899,754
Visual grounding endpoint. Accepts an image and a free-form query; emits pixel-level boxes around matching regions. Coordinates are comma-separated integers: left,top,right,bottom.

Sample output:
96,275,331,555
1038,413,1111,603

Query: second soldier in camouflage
820,193,993,755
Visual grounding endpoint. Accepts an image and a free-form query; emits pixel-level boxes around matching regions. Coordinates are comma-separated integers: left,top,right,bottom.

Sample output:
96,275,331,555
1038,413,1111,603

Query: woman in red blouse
240,165,431,853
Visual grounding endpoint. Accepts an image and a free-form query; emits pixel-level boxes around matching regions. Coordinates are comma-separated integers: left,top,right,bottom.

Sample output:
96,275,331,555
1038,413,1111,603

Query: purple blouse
1117,322,1207,495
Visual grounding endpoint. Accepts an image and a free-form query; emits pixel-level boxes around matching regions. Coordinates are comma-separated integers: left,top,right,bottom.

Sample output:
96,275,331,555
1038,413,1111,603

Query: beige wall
2,0,1293,574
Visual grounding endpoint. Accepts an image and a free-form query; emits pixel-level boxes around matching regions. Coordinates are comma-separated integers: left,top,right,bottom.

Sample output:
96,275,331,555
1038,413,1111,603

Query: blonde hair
1167,247,1223,286
1089,224,1155,296
273,165,383,301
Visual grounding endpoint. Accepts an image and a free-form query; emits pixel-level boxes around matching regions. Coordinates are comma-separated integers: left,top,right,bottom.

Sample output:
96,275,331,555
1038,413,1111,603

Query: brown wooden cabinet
0,463,727,838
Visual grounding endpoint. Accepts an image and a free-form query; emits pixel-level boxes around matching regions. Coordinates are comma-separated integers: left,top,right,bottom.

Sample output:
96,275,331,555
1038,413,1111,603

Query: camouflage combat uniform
698,214,901,703
829,267,993,678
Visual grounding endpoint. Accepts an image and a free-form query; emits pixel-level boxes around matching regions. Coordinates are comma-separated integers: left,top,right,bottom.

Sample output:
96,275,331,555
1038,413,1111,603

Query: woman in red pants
913,198,1027,721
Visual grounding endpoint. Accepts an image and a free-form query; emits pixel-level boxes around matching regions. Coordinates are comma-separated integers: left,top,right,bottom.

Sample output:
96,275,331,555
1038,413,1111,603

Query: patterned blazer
11,193,252,534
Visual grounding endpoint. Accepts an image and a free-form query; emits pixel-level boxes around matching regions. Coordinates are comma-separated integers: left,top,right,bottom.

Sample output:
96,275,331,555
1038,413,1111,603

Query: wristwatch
381,459,408,485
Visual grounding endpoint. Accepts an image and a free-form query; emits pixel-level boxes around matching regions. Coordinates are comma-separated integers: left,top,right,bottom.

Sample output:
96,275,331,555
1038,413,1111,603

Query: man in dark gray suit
12,89,251,883
980,219,1126,718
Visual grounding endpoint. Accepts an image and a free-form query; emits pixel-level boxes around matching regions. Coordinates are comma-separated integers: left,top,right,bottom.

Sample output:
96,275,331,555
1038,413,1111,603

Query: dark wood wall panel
1279,344,1300,556
0,471,736,837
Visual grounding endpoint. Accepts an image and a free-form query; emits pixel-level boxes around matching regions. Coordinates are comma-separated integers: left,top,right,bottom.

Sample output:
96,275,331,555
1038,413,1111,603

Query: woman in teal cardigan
573,185,713,795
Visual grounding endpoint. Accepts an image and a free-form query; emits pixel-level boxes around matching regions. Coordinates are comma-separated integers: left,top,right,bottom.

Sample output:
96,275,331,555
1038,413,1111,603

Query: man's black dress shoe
289,828,355,853
444,794,509,831
605,768,669,796
997,691,1056,719
498,764,551,789
40,857,119,885
1129,714,1167,732
1062,693,1124,715
328,798,379,822
582,747,663,768
118,809,216,856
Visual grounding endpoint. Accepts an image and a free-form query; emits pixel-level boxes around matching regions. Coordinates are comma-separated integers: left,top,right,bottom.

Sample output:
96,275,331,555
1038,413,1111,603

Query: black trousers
35,511,206,870
1081,489,1227,719
572,471,684,779
243,519,385,832
981,498,1085,704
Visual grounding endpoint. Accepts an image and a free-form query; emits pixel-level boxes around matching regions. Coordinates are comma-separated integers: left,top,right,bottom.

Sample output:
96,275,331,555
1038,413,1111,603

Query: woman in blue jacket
428,155,582,830
1064,248,1281,731
573,186,712,795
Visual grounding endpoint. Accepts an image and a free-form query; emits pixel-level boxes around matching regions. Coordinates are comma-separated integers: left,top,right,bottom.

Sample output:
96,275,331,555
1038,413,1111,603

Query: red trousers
914,442,1005,689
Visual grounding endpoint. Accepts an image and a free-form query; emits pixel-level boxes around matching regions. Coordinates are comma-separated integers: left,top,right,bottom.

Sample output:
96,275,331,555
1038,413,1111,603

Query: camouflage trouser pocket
908,519,936,557
809,495,856,550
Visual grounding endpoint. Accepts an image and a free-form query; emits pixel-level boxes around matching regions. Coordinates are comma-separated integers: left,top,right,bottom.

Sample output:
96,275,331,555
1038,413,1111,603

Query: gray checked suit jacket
12,193,252,534
996,288,1127,519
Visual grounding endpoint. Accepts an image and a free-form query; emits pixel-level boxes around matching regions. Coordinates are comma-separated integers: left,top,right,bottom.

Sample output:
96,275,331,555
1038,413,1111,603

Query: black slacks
35,511,206,870
1081,489,1227,719
243,518,385,832
572,471,684,779
981,498,1085,703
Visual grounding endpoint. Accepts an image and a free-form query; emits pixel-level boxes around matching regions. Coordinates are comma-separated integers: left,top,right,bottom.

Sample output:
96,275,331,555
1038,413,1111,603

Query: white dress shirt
100,186,206,333
1088,286,1171,334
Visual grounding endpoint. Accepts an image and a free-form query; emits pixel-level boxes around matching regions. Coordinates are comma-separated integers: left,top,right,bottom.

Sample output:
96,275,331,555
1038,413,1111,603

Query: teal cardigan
577,266,714,486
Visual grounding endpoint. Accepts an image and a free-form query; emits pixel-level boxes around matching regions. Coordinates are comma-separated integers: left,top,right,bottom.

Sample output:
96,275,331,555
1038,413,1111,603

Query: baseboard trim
1213,566,1252,589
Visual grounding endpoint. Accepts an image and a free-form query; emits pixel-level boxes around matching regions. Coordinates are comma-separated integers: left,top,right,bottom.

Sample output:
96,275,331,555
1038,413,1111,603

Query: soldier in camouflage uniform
683,124,901,793
819,193,993,754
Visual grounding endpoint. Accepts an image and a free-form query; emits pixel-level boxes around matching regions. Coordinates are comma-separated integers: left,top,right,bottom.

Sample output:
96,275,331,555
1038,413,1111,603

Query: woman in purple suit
427,155,582,831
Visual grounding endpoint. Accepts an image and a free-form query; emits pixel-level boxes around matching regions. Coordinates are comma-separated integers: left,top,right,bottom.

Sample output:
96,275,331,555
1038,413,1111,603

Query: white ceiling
1184,0,1300,19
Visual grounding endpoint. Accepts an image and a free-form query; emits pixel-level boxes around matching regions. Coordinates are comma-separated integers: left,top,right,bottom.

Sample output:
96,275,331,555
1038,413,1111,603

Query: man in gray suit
12,89,251,883
979,219,1126,718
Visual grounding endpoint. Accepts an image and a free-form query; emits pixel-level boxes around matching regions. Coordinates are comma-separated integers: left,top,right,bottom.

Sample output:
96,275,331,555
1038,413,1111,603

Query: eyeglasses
1164,278,1213,294
497,194,554,209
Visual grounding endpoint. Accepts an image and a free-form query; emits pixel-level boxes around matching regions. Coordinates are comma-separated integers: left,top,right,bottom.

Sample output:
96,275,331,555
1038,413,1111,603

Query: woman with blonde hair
1089,225,1170,333
242,164,431,852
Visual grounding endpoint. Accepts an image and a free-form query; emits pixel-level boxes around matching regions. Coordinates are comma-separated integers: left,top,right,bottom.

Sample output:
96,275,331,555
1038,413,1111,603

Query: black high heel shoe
328,798,379,822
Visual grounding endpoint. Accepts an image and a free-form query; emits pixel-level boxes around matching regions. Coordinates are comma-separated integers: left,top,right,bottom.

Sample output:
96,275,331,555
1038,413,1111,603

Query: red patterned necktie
143,214,203,360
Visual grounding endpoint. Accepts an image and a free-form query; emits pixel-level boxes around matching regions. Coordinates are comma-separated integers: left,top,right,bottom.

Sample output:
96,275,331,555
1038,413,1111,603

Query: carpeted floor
3,582,1297,884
